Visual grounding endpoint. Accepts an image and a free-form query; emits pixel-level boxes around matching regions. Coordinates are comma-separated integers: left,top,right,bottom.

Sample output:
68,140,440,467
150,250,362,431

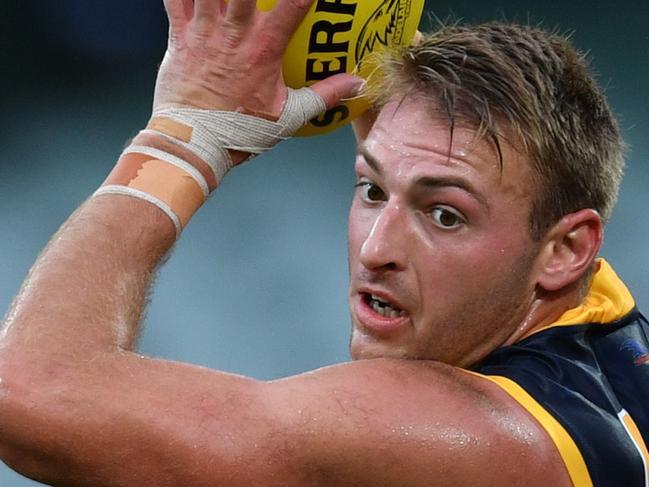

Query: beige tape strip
147,116,193,143
100,152,206,233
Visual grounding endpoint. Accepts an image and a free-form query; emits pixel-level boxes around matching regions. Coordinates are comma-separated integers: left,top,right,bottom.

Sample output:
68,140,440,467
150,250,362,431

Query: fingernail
354,79,367,96
412,31,424,46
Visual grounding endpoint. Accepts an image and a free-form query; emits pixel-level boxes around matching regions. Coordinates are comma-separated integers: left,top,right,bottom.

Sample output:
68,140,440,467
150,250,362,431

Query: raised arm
0,2,571,486
0,0,364,377
0,343,569,486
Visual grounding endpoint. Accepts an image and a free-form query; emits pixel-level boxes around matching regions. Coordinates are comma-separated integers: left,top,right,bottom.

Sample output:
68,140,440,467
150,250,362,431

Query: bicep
3,354,570,487
3,352,286,486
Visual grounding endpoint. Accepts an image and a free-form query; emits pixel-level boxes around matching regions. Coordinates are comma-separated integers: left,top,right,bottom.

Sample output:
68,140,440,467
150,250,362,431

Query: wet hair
367,22,625,240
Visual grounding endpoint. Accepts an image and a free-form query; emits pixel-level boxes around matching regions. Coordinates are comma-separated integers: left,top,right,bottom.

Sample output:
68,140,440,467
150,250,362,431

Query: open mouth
363,293,407,318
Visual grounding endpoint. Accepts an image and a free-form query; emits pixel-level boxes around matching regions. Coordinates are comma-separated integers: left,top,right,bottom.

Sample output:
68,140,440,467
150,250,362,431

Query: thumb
309,74,367,110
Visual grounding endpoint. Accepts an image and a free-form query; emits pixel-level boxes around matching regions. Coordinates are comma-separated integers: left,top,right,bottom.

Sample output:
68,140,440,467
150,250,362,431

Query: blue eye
431,206,465,228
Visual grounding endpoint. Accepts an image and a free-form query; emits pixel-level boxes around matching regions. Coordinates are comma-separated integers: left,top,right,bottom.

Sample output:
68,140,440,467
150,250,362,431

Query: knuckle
328,85,341,105
168,29,185,48
222,30,246,49
249,32,281,60
287,0,312,11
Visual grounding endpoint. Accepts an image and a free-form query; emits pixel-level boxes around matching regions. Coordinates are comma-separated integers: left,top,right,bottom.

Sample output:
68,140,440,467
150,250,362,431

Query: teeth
369,295,406,318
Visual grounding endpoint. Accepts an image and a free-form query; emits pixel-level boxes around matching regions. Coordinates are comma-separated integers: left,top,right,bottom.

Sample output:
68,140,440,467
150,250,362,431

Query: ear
536,209,603,292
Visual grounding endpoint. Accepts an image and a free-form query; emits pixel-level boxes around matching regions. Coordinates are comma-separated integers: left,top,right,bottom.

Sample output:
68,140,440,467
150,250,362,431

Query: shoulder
475,311,649,487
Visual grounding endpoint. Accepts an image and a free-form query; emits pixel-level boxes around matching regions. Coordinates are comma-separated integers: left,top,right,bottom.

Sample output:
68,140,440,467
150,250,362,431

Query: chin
349,333,414,361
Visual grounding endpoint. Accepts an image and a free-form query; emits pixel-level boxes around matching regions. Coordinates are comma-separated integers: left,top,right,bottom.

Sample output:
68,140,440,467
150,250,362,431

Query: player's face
347,97,543,367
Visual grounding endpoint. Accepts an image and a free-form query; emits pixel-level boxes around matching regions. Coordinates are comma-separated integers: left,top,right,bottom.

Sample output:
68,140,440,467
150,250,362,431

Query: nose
359,201,408,271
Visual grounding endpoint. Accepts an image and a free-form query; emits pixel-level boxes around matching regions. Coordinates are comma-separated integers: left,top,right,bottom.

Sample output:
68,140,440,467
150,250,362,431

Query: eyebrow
356,144,383,176
412,177,489,209
356,144,489,209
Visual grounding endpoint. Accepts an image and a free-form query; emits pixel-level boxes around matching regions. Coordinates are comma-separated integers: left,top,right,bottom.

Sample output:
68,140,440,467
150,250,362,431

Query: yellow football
258,0,425,136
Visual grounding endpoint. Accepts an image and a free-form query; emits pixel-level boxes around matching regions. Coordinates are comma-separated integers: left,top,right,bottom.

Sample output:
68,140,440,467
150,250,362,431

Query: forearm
0,0,363,482
0,123,227,357
1,188,175,356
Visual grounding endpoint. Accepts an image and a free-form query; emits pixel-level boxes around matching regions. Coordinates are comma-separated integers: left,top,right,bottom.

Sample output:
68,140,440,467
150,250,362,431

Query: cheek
452,221,534,268
413,232,534,311
347,202,372,258
469,231,537,279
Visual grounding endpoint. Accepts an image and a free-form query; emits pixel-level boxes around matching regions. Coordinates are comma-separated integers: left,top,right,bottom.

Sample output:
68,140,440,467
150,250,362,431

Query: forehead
361,98,531,193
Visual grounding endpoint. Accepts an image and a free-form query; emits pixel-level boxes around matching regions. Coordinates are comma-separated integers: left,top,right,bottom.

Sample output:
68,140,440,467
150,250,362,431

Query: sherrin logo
355,0,413,65
263,0,424,136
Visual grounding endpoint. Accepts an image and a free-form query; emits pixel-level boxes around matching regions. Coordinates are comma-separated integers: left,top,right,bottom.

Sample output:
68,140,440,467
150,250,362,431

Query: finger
264,0,316,51
224,0,257,28
163,0,194,30
194,0,223,25
412,30,424,46
182,0,195,21
309,74,366,110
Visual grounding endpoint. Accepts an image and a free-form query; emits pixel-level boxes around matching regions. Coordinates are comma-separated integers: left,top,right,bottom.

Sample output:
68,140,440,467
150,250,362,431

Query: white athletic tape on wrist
94,185,183,239
142,87,326,183
93,87,326,239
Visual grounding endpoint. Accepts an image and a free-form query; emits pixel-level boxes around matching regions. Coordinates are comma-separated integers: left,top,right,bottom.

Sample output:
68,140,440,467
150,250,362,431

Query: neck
503,281,586,346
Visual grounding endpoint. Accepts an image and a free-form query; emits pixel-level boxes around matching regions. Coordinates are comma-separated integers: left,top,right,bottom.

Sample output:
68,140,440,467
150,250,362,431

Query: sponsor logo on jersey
620,338,649,366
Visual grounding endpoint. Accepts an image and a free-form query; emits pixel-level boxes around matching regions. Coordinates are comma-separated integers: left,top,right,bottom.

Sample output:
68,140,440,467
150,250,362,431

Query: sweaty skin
349,99,537,365
348,98,586,366
0,1,604,486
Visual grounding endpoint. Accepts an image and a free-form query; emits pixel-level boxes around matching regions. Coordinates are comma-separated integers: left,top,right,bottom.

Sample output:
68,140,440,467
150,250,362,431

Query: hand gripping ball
258,0,425,136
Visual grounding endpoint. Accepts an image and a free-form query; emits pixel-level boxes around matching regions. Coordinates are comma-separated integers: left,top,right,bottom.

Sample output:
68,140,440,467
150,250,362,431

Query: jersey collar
524,259,635,339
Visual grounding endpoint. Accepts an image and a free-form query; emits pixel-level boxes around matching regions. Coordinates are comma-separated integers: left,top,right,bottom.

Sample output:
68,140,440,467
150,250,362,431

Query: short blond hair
368,22,625,240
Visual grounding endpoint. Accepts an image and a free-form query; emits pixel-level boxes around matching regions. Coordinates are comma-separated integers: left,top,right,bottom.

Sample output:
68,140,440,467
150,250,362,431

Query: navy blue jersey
474,260,649,487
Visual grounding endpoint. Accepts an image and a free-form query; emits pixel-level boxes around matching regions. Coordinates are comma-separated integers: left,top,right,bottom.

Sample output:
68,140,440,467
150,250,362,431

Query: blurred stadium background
1,0,647,484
